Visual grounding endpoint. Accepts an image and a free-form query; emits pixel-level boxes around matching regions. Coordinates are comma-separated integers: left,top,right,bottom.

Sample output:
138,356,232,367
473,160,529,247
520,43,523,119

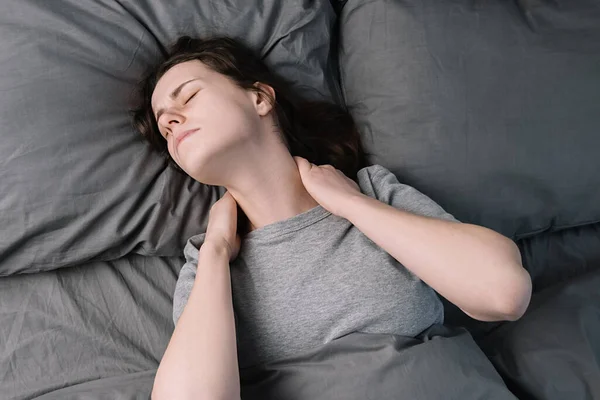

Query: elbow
492,240,532,321
494,267,533,321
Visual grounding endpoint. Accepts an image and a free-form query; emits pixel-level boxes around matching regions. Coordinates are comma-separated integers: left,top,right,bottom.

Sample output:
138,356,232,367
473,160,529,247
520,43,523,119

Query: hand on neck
225,157,319,235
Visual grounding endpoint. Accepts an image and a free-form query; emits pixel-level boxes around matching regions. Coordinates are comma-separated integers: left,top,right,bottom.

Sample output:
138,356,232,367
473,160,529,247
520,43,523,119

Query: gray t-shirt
173,164,459,368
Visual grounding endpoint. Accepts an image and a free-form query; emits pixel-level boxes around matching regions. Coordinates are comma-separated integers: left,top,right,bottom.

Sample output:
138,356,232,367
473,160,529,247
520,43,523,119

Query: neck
224,151,319,236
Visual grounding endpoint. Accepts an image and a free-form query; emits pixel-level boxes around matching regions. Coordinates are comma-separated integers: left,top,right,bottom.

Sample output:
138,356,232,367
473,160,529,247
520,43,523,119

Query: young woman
131,35,532,400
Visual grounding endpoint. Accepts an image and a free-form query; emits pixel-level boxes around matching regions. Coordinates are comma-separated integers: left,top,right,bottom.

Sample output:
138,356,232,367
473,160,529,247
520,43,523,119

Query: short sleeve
172,261,197,326
357,165,459,223
172,233,205,325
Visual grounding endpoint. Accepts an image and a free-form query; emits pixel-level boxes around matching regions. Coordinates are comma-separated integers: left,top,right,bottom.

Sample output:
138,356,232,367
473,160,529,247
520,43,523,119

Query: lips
176,128,199,147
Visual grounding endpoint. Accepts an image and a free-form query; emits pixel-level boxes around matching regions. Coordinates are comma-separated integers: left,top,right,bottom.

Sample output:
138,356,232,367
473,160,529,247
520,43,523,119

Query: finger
293,156,311,172
293,156,305,166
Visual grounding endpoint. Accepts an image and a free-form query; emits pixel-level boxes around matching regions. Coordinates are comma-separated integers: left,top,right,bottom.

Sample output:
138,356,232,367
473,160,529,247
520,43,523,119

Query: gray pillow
0,0,340,275
339,0,600,239
479,268,600,400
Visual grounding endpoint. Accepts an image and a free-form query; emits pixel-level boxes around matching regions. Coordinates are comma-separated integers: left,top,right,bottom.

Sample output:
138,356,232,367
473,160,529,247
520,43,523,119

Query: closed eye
185,91,198,104
158,91,198,139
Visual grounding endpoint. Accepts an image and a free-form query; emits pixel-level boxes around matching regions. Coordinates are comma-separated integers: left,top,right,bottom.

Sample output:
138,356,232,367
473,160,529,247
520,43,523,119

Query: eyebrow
154,78,201,121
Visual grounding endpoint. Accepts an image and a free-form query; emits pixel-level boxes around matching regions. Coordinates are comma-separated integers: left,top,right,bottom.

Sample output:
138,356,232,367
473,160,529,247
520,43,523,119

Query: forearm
343,195,531,322
152,244,240,400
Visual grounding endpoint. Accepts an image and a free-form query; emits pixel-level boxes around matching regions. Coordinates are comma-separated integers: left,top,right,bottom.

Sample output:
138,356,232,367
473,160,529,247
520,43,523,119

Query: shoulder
357,164,393,183
356,164,459,222
356,163,407,201
173,232,206,325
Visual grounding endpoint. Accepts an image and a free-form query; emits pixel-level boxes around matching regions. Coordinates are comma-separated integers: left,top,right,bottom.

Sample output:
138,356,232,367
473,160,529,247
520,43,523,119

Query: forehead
151,60,211,110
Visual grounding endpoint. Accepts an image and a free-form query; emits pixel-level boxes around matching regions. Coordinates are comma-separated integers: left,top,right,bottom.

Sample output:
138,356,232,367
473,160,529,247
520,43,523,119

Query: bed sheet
0,251,528,400
0,254,183,400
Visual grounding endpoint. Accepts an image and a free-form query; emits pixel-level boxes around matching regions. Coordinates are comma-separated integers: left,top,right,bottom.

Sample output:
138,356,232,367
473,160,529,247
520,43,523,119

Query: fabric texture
173,164,458,368
339,0,600,240
479,267,600,400
240,325,517,400
0,253,183,400
0,0,340,276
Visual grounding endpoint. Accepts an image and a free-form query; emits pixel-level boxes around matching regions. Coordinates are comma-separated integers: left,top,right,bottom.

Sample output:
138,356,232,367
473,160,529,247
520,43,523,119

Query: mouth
176,128,199,147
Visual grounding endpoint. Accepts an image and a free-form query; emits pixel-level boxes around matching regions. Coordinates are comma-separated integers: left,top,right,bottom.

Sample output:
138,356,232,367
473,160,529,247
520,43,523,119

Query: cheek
221,100,261,135
210,92,256,122
185,93,260,144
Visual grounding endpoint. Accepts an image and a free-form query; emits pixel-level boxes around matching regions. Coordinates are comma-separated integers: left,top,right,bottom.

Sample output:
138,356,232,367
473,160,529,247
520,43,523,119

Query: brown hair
129,35,373,181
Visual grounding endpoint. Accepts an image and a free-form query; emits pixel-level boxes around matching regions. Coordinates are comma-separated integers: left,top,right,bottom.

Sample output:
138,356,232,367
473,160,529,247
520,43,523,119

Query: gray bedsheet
0,254,183,400
1,252,519,400
240,325,517,400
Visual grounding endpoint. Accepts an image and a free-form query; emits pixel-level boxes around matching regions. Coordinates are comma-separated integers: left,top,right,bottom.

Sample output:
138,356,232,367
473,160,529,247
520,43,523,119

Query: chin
180,154,221,186
177,136,240,185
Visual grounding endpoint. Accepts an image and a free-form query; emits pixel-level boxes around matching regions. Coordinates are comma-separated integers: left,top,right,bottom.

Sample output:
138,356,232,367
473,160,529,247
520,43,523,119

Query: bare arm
342,195,532,322
152,242,240,400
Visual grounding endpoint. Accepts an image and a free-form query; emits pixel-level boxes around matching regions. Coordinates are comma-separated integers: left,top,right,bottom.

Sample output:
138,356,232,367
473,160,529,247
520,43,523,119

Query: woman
131,35,532,400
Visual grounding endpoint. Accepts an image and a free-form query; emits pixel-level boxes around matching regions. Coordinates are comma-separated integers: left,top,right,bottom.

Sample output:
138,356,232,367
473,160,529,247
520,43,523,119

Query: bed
2,0,599,399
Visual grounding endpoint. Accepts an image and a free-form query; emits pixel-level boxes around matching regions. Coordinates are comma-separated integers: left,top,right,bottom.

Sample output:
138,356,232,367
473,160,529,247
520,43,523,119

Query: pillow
0,0,340,275
518,221,600,291
339,0,600,239
479,268,600,400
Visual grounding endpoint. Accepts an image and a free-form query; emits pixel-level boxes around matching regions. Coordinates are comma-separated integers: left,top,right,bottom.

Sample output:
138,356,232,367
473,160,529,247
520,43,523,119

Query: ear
252,82,276,116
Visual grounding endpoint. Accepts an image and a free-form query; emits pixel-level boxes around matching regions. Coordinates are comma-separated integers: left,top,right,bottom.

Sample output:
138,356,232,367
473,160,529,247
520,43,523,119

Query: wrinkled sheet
1,251,519,400
5,251,598,400
480,267,600,400
240,325,517,400
0,254,182,400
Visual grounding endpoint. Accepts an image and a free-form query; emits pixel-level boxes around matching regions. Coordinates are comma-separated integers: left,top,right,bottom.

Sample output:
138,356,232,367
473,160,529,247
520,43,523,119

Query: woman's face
151,60,271,182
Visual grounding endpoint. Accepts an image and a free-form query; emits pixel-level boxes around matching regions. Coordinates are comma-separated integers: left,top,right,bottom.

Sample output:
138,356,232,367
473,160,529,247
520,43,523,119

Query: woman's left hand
293,156,364,218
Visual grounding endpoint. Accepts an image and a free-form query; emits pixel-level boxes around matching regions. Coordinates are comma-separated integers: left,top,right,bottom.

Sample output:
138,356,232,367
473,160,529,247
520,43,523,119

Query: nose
166,111,185,127
167,119,180,129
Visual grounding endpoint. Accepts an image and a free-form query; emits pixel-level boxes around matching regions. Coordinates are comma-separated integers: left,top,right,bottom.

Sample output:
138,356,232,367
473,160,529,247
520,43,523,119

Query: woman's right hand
203,191,242,262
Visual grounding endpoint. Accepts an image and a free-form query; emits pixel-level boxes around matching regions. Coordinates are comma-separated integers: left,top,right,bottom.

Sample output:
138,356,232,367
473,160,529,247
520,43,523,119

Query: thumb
293,156,310,171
